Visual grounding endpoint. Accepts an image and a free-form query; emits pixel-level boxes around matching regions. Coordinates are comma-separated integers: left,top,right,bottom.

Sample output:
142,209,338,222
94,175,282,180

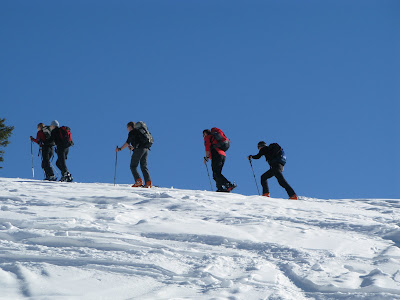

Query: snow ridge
0,178,399,299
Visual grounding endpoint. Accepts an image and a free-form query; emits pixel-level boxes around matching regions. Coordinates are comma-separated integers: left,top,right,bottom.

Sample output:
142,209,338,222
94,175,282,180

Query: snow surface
0,177,399,300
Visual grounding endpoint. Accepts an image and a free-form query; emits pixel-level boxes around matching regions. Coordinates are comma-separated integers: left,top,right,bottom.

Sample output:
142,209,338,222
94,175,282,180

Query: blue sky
1,0,399,199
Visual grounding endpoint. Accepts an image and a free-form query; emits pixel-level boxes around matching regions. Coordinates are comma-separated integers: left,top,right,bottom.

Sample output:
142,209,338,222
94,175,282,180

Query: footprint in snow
141,192,172,199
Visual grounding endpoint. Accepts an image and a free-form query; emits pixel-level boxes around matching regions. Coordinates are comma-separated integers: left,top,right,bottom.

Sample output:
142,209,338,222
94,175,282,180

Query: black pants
261,163,295,197
211,152,231,190
56,146,69,176
41,146,54,178
130,148,151,183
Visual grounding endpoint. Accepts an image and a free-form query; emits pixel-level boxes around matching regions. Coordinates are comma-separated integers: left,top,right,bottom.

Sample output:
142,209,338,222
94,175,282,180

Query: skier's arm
116,142,130,152
204,136,212,161
204,151,211,164
250,149,263,160
30,131,45,145
30,136,39,144
116,131,136,152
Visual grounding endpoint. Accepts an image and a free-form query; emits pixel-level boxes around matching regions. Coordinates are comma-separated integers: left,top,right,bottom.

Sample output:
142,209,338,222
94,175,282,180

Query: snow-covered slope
0,178,399,300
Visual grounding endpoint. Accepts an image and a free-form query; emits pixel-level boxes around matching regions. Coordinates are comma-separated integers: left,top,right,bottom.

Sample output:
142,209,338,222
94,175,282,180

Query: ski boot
289,194,298,200
45,175,57,181
216,185,227,192
60,172,73,182
144,181,153,188
262,193,270,197
226,182,237,192
132,178,143,187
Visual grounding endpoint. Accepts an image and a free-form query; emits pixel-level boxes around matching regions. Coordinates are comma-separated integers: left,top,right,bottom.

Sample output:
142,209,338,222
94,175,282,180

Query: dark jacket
50,127,63,147
127,129,148,149
252,143,285,166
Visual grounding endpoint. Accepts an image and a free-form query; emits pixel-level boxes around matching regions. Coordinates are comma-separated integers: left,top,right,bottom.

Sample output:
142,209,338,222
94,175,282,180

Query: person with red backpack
30,123,56,181
50,120,73,182
203,128,236,192
248,141,297,200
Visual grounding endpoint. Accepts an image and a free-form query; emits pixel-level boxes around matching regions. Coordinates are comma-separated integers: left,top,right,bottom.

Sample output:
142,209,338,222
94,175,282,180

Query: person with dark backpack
248,141,297,199
50,120,73,182
115,121,153,188
30,123,56,181
203,128,236,192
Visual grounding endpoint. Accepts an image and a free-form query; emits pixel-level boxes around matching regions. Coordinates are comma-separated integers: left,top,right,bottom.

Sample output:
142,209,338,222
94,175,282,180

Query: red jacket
204,134,226,158
32,130,46,146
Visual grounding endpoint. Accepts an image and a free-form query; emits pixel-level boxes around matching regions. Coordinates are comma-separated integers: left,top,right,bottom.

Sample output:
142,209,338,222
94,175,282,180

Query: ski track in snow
0,178,399,299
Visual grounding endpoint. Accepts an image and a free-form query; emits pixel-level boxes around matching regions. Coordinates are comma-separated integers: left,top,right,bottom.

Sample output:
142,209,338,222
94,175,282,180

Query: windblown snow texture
0,178,399,299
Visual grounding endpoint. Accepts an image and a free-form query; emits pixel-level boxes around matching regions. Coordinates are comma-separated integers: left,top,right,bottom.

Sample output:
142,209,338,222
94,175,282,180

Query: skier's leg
272,164,296,197
57,147,70,178
42,147,54,178
261,169,274,195
211,154,224,190
55,148,63,173
139,148,151,183
48,147,55,177
41,149,47,177
218,155,232,188
64,148,70,178
62,148,69,175
130,149,142,182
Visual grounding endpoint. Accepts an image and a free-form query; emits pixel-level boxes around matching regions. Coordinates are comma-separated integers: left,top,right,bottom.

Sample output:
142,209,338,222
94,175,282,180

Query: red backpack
59,126,74,147
211,127,230,151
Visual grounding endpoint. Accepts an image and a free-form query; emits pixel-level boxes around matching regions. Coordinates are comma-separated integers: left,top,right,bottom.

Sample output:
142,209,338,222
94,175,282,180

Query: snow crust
0,177,399,299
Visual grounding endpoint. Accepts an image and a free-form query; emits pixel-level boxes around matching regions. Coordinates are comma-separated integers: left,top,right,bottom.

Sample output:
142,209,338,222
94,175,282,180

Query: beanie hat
257,141,267,148
51,120,59,127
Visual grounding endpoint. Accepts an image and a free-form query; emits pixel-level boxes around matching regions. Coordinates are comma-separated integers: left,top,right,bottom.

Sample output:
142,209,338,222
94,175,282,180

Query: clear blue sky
1,0,399,199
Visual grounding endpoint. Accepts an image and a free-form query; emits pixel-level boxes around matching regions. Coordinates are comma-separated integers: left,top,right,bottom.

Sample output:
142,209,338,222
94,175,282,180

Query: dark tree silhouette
0,118,14,168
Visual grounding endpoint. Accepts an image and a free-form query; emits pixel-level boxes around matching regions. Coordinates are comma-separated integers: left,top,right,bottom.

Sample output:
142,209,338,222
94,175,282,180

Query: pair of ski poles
203,157,260,195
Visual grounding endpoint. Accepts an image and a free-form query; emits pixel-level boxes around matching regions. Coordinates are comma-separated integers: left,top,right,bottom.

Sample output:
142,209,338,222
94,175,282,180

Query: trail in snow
0,178,399,299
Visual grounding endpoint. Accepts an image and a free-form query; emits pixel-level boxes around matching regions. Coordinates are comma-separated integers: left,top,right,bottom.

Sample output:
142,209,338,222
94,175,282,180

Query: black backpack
42,126,55,146
135,122,153,148
269,143,286,165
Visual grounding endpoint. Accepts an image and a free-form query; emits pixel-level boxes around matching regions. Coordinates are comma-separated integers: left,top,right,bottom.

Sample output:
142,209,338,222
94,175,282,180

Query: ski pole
114,146,118,186
51,162,60,178
50,150,59,178
30,141,35,178
249,159,260,195
204,157,213,191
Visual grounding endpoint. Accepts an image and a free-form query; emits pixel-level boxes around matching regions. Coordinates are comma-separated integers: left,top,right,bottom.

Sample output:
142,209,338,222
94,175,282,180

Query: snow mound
0,178,399,299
